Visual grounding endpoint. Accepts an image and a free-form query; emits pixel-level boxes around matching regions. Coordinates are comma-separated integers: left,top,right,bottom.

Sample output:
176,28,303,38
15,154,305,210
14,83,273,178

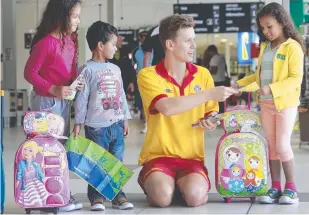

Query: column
2,0,16,90
225,41,230,77
107,0,116,26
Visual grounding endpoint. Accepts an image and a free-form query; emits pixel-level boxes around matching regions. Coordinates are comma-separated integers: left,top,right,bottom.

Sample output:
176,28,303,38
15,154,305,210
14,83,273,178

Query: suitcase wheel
224,197,232,203
25,209,31,214
53,208,58,214
250,197,256,203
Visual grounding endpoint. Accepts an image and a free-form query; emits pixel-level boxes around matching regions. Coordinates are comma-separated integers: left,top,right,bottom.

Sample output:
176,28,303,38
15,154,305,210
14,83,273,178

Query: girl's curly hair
256,2,305,54
30,0,81,62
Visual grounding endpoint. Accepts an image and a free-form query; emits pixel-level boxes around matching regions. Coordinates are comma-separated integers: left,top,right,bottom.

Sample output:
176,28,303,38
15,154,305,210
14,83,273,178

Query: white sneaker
112,198,134,210
59,202,76,212
90,203,105,211
279,189,299,204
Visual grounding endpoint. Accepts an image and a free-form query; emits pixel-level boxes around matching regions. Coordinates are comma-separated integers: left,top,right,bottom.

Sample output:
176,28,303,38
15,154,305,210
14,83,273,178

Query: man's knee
177,173,209,207
144,172,175,208
146,183,174,207
182,185,208,207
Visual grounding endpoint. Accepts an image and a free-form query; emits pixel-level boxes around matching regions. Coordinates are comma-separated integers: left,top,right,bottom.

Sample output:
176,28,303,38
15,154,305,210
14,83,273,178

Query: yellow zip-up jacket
237,38,304,111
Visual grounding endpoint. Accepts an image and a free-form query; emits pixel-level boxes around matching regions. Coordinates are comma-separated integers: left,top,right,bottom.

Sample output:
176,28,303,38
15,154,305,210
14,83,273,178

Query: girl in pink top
24,0,83,212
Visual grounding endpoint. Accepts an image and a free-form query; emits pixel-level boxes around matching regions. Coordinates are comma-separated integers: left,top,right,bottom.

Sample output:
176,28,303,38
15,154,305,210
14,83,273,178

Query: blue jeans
85,121,126,203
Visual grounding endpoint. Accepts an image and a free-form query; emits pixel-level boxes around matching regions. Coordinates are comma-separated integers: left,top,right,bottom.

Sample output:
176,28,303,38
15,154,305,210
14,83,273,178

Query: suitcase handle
224,92,251,112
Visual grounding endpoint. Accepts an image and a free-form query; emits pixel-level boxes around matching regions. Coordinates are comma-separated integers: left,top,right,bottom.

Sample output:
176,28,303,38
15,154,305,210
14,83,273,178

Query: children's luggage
215,97,268,203
14,111,70,214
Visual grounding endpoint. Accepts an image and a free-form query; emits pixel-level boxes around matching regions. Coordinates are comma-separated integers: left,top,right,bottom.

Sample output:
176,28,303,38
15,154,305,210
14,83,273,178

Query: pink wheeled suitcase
14,111,70,214
215,98,268,203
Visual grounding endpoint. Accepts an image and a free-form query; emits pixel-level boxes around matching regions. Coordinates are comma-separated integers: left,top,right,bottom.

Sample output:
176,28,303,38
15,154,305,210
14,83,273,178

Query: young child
237,2,305,204
24,0,83,211
73,21,134,211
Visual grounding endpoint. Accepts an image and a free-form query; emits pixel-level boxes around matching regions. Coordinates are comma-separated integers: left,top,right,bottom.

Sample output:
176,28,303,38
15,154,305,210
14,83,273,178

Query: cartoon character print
16,141,48,207
227,164,245,193
229,114,238,128
220,145,245,190
46,113,61,135
33,113,48,133
245,155,265,192
97,70,122,112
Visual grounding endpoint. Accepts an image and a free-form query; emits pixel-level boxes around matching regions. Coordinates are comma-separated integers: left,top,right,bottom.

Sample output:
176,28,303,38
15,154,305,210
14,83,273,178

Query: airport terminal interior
1,0,309,214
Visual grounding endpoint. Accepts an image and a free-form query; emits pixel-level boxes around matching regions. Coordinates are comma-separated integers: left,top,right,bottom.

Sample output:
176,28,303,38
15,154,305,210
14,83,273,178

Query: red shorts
138,157,211,194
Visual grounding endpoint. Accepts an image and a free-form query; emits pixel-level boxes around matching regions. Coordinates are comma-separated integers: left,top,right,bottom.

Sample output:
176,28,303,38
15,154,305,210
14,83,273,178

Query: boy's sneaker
259,188,282,204
279,189,299,204
112,198,134,210
59,195,83,212
90,199,105,211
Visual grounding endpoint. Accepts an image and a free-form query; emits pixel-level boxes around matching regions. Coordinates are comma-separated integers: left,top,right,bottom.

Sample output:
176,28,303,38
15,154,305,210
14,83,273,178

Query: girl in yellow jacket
237,2,305,205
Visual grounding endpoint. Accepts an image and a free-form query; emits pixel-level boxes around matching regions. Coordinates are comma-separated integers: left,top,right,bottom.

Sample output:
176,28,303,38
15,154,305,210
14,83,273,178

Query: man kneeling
137,14,238,208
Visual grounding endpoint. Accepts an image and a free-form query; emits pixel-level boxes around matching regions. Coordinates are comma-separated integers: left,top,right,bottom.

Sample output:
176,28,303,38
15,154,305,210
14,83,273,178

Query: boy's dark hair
159,14,195,50
31,0,81,51
86,21,118,51
257,2,305,53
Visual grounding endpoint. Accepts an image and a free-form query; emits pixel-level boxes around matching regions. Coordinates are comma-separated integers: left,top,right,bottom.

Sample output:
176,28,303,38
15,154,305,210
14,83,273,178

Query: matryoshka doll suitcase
215,97,268,203
14,111,70,214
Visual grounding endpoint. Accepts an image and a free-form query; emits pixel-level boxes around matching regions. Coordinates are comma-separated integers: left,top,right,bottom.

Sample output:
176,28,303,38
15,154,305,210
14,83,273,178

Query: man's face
167,27,196,62
139,32,147,44
116,36,124,49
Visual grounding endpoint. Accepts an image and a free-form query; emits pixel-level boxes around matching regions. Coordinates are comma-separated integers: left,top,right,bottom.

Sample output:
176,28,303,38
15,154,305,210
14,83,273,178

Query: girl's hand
257,85,271,96
233,83,242,97
123,120,129,137
76,78,85,91
48,86,72,98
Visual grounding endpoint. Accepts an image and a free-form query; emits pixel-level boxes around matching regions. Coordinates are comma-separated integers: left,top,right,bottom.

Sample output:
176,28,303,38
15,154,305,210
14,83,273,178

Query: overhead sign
173,2,264,33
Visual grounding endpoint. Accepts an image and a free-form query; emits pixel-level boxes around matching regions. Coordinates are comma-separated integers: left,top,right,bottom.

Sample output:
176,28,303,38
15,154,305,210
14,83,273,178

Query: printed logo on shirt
194,85,201,93
276,54,286,60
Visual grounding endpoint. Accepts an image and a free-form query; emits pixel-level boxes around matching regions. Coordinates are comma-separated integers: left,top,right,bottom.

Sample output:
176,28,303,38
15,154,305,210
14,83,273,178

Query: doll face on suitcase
225,147,241,164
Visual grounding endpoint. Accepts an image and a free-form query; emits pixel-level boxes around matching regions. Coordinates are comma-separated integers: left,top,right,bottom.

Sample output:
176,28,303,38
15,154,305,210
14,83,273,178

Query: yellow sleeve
203,68,219,115
137,68,168,114
269,43,304,98
236,73,257,87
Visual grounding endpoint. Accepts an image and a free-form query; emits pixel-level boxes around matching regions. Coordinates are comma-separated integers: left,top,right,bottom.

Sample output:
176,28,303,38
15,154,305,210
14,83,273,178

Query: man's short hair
159,14,195,50
86,21,118,51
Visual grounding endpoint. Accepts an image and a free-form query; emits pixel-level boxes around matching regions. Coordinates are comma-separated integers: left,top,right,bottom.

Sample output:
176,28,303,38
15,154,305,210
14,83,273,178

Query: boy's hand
73,124,81,140
199,112,219,130
257,85,271,96
123,120,129,137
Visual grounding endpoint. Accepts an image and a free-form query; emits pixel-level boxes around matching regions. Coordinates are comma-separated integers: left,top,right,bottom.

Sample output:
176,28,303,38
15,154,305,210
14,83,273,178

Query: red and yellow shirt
137,60,218,165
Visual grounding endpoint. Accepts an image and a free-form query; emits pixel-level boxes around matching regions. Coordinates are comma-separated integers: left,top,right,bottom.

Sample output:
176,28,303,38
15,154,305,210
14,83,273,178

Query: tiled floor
1,116,309,214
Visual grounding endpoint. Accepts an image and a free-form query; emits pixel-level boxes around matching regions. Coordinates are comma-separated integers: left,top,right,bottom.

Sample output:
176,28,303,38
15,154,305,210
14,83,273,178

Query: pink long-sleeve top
24,34,77,97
